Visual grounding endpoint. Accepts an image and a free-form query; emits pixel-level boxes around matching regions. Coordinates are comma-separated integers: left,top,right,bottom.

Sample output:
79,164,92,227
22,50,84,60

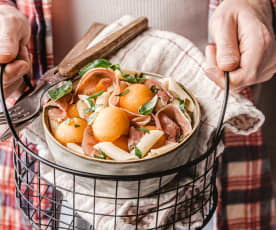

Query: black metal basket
0,65,229,230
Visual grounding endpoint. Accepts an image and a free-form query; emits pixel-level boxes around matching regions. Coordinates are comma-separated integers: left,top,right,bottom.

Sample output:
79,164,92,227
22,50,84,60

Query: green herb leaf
151,85,161,94
64,118,72,125
95,148,107,159
116,89,130,97
138,95,158,115
74,124,80,128
79,59,114,76
83,107,95,114
136,127,150,134
176,98,185,113
87,112,98,125
88,130,93,136
121,72,145,84
134,146,142,159
178,134,184,143
48,81,72,101
88,90,104,99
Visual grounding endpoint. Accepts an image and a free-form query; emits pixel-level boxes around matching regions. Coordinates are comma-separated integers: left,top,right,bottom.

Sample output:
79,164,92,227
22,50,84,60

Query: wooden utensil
59,17,148,77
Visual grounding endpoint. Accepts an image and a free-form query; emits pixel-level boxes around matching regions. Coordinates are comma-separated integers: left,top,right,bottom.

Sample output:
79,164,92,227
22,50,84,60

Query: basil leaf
87,112,98,125
178,134,184,143
83,107,95,114
138,95,158,115
88,130,93,136
74,124,80,128
95,148,107,159
86,98,95,108
151,85,161,94
48,81,72,101
79,59,113,76
134,146,142,159
88,90,104,99
176,98,185,113
121,72,145,84
136,127,150,134
116,89,130,97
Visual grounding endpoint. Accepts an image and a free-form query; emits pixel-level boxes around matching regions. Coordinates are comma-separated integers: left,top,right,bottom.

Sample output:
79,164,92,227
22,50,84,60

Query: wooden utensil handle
58,22,106,74
58,17,148,77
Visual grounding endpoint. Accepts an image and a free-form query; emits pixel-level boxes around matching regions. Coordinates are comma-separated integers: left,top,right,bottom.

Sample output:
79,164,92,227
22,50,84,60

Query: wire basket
0,65,229,230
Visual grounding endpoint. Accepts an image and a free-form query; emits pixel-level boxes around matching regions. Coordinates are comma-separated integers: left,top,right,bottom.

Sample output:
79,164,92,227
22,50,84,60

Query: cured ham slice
47,93,73,121
155,104,192,142
144,78,172,104
75,68,118,96
128,126,144,149
81,126,98,157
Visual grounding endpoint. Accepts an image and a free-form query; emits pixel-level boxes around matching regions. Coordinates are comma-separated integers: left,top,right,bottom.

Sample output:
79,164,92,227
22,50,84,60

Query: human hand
0,5,31,97
205,0,276,93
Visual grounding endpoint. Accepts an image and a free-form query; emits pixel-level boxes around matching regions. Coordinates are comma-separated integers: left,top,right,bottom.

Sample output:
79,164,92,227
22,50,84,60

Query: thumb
211,15,240,71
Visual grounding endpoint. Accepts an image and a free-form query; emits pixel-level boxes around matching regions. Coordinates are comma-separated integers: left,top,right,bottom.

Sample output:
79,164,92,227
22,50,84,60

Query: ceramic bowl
42,72,201,197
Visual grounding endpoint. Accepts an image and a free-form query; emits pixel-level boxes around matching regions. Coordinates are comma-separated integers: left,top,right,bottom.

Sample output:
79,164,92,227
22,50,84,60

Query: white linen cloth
21,16,264,229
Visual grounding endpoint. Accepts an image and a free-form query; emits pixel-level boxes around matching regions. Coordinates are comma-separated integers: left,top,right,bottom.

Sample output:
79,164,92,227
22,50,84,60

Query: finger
3,45,30,87
205,45,225,89
211,14,240,71
228,14,268,90
0,12,30,63
3,75,25,98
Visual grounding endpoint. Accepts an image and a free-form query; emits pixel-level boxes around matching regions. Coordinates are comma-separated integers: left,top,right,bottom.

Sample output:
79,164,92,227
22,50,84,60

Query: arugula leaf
178,134,184,143
176,98,185,113
88,130,93,136
88,90,104,99
87,112,98,125
136,127,150,134
74,124,80,128
151,85,161,94
138,95,158,115
79,59,113,76
95,148,107,159
116,89,130,97
48,81,72,101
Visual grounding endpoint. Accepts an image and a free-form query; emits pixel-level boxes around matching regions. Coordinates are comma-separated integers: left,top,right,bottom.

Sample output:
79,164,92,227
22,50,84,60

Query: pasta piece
66,143,85,154
95,92,110,112
94,142,138,161
150,142,179,155
131,130,164,158
76,99,89,119
167,78,194,112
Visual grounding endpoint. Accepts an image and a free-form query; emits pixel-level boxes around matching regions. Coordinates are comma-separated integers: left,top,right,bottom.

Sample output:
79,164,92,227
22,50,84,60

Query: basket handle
213,71,230,144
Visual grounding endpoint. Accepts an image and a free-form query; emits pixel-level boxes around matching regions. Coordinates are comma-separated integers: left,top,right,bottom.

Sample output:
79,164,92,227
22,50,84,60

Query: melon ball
113,135,129,152
55,117,87,145
92,107,129,142
144,125,166,148
119,84,154,113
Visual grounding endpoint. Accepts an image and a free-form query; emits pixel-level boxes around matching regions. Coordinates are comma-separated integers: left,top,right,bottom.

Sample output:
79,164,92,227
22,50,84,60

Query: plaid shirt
0,0,275,229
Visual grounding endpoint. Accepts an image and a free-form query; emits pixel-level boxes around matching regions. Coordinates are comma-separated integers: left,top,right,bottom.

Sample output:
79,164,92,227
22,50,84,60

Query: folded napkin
21,15,264,229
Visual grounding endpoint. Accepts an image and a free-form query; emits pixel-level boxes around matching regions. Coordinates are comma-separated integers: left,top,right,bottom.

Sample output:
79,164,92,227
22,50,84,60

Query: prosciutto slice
155,104,192,142
47,93,73,121
128,126,144,149
81,126,99,157
144,78,172,104
75,68,118,96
